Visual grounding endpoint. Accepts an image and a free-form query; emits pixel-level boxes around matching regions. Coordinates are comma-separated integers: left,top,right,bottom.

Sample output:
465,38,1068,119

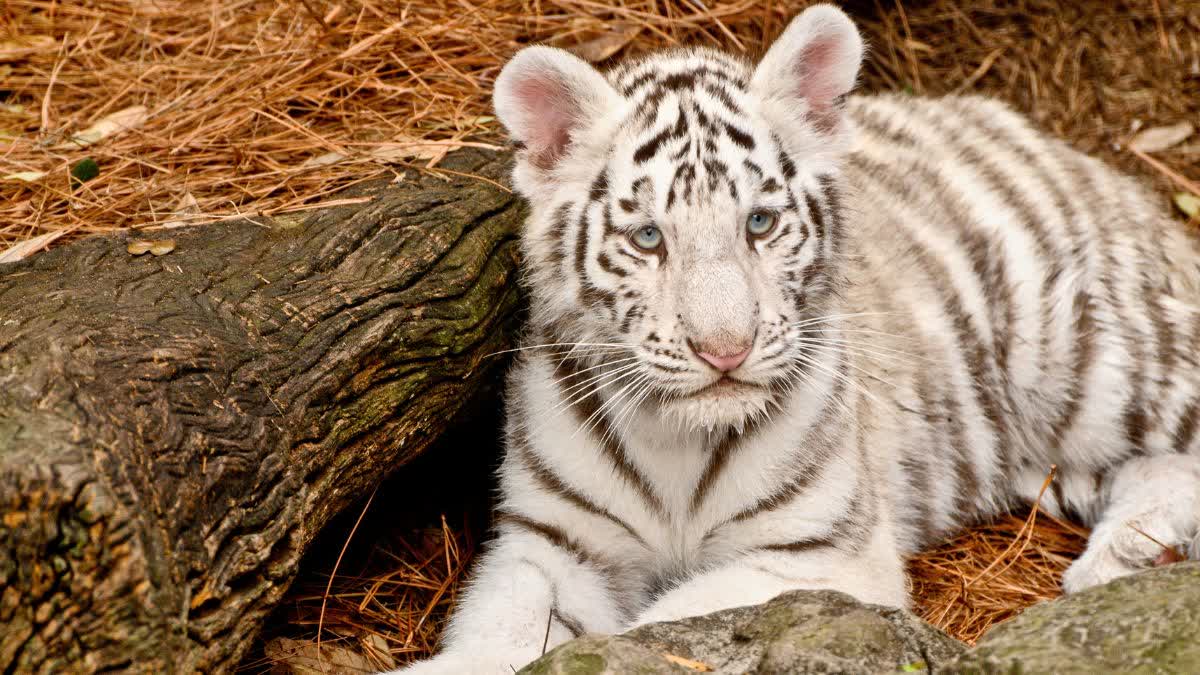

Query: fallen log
0,149,522,672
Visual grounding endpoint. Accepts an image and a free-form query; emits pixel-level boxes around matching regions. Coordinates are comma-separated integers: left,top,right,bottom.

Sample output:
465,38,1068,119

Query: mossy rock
519,590,964,674
945,562,1200,674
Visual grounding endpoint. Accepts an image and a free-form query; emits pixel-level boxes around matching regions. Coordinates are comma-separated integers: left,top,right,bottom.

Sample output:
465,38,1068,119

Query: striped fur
391,5,1200,674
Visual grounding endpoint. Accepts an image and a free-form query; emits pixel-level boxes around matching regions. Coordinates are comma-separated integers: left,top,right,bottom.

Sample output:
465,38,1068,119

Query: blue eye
747,211,778,237
631,225,663,251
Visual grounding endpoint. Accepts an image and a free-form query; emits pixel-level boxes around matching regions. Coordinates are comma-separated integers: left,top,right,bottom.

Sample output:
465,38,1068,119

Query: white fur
388,5,1200,674
1062,455,1200,592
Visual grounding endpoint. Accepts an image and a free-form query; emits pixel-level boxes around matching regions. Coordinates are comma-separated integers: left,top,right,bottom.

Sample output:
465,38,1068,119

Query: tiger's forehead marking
603,50,776,219
608,48,753,101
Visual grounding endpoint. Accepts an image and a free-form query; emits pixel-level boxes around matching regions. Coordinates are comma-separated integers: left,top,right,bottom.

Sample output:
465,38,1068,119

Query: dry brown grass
241,512,477,673
5,0,1199,670
906,469,1090,645
3,0,1198,259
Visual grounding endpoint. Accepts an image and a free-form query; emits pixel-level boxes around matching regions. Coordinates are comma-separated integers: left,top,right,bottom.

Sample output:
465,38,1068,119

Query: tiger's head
494,4,863,431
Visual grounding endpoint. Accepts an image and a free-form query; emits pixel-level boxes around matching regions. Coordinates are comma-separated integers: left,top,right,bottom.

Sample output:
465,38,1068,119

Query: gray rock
519,590,964,674
521,563,1200,674
945,562,1200,674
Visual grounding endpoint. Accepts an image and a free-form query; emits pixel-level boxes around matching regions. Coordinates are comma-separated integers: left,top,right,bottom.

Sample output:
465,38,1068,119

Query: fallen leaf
159,192,201,228
369,138,456,164
1129,121,1195,153
67,105,149,147
4,171,47,182
662,652,712,672
0,231,66,264
0,36,56,62
301,136,469,169
298,150,347,169
1175,192,1200,219
567,23,642,62
263,637,391,674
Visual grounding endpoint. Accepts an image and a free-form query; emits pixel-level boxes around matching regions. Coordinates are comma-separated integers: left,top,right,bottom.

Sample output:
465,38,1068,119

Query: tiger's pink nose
695,346,751,373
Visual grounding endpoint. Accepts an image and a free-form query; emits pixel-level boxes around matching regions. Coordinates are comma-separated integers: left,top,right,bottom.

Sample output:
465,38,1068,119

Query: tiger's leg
1061,454,1200,593
629,536,907,628
387,525,626,674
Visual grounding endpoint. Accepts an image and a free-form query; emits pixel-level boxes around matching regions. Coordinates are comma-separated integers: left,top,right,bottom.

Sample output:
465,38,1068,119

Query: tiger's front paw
1061,513,1194,593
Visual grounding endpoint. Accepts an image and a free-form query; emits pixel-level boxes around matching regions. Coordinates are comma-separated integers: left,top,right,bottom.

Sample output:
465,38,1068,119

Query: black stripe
803,190,826,242
497,510,600,566
775,140,797,179
755,459,872,555
724,122,755,150
689,420,763,516
1173,393,1200,454
622,64,745,98
575,199,617,311
1170,309,1200,454
597,251,628,278
817,174,845,257
548,201,574,269
633,109,688,164
633,126,674,164
665,162,695,211
511,423,647,546
758,536,835,554
552,607,585,638
1121,274,1156,454
702,84,743,115
553,357,666,517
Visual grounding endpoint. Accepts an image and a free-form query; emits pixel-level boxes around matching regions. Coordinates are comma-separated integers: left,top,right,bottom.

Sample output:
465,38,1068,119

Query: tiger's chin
658,379,774,432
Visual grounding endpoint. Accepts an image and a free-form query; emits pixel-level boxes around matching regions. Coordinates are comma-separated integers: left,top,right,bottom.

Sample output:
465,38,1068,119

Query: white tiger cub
392,4,1200,673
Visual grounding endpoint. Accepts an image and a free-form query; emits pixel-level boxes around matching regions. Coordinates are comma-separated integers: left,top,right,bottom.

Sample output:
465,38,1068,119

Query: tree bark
0,149,523,673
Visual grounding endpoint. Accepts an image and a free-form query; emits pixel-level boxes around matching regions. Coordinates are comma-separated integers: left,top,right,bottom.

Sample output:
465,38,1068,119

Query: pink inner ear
792,39,845,132
515,76,577,169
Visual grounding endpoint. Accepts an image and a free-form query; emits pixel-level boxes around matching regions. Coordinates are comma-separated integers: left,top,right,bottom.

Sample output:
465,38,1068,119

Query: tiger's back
844,93,1200,550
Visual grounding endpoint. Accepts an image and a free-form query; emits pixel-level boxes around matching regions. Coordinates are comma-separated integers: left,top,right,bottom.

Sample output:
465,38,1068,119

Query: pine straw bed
2,0,1198,258
4,0,1198,671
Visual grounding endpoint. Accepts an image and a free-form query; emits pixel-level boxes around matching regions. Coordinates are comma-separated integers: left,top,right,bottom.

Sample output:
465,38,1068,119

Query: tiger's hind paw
1062,510,1195,593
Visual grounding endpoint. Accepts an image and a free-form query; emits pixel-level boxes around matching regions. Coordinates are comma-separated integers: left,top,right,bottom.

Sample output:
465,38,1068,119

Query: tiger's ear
751,4,864,133
494,46,623,175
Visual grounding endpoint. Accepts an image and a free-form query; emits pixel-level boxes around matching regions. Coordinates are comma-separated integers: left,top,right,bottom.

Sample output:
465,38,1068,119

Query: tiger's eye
631,225,664,251
746,211,778,237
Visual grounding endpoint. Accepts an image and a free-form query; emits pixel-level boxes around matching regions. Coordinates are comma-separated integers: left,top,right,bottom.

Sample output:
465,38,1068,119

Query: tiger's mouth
656,375,777,430
685,375,763,399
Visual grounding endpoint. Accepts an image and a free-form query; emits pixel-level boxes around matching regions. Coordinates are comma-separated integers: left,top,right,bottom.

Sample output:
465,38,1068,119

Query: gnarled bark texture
0,149,522,673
